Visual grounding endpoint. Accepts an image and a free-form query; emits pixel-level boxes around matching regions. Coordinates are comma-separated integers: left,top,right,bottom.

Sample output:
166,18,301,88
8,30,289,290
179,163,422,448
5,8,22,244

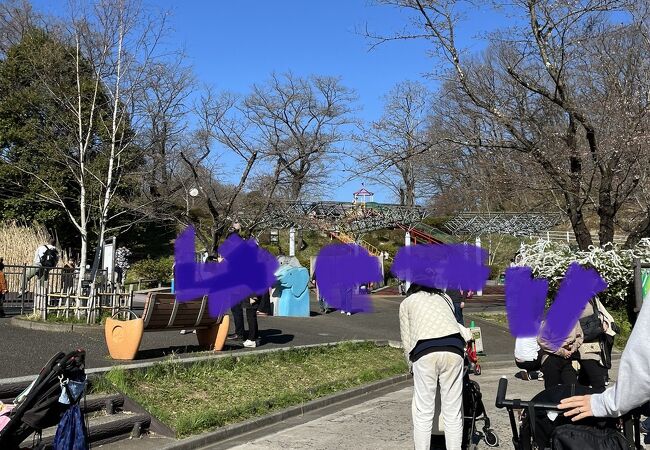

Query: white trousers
411,351,464,450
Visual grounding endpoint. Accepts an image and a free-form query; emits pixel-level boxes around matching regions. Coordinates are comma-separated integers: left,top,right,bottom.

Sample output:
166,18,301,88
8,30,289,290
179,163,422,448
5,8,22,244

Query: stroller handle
495,376,560,411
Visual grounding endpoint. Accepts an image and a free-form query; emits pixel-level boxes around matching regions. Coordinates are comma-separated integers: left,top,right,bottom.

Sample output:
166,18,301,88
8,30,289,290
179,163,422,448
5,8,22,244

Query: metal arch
443,212,562,236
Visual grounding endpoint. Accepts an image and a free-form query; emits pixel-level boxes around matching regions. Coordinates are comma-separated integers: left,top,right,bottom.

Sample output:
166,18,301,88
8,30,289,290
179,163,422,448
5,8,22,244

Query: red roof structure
353,185,374,204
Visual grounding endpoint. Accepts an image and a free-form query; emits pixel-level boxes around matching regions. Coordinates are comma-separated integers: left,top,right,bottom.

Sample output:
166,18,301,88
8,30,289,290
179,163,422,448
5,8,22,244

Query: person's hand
603,321,609,332
558,395,593,421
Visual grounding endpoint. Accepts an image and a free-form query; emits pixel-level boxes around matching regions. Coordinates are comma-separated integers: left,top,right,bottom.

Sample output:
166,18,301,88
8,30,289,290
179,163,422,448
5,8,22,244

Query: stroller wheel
483,428,499,447
474,364,481,375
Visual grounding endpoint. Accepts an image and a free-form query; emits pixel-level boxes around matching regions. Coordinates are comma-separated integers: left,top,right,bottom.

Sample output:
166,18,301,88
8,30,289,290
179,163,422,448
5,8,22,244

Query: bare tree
355,80,435,206
370,0,650,249
245,72,357,200
0,0,39,56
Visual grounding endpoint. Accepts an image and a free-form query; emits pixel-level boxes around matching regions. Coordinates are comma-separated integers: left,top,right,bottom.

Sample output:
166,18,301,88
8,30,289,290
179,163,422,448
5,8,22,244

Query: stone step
22,411,151,448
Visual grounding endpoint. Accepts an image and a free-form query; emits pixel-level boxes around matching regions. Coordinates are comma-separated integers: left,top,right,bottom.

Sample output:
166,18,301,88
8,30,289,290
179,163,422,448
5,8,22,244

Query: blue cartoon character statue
272,260,310,317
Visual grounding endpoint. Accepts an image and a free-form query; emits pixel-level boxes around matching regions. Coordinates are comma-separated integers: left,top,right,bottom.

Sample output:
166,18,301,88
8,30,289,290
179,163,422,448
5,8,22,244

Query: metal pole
404,231,411,293
20,264,27,315
289,227,296,257
476,236,483,297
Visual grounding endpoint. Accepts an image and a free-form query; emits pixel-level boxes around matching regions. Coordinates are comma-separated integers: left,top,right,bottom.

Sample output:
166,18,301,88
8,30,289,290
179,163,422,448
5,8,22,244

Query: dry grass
0,221,64,266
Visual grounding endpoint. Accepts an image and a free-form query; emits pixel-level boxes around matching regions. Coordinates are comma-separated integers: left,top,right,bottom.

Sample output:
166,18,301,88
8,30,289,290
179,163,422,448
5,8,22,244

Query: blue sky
33,0,504,203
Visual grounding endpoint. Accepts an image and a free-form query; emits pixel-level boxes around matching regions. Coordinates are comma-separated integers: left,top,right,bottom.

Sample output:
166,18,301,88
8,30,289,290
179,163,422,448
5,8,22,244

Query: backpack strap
440,292,456,315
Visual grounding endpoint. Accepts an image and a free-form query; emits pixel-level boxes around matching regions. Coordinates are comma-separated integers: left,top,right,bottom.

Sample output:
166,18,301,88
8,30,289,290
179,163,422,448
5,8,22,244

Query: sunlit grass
93,341,407,437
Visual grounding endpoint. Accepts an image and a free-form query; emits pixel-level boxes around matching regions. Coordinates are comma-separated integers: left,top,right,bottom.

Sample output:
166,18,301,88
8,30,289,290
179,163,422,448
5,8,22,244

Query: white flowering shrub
515,238,650,309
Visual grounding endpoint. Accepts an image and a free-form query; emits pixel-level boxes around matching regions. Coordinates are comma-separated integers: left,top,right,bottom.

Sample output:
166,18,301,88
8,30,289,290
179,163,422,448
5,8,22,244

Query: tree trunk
568,207,593,250
597,169,616,246
623,213,650,249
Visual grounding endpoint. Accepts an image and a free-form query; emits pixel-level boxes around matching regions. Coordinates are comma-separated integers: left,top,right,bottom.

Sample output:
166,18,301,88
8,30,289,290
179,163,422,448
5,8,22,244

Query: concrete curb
10,316,101,333
159,373,412,450
0,339,404,385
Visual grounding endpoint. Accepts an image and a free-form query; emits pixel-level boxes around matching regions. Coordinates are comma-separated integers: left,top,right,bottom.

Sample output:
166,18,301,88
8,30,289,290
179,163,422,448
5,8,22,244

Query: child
514,336,543,381
0,258,7,317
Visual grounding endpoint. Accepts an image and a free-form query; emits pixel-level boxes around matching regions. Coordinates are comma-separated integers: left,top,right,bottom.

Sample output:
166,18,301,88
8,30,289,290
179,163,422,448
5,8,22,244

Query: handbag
551,423,633,449
579,300,604,342
600,333,614,369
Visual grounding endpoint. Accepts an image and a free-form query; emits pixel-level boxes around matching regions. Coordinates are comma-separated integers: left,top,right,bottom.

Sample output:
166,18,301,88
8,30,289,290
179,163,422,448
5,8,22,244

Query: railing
123,278,163,291
329,230,393,263
534,230,628,245
1,264,136,322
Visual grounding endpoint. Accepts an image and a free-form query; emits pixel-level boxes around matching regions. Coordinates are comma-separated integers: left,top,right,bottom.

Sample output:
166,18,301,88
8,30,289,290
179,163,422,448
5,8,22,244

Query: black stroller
495,376,642,449
0,349,86,449
462,347,499,449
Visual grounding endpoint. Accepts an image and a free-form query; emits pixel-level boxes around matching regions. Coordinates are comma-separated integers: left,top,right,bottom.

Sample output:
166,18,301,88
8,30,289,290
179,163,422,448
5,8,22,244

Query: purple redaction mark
391,243,489,291
174,227,279,317
314,243,382,313
505,267,548,337
538,263,607,351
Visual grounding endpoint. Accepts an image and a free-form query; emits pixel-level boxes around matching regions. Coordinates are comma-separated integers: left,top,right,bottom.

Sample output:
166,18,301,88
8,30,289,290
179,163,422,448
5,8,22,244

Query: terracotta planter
104,317,144,360
196,314,230,351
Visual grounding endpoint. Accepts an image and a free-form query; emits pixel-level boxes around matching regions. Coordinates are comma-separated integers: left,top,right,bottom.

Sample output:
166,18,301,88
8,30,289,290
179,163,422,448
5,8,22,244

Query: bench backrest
142,292,221,330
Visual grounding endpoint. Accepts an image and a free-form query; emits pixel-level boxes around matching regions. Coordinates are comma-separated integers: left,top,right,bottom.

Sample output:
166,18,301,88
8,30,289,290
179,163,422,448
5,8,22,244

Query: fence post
19,264,27,315
41,279,48,321
138,279,142,291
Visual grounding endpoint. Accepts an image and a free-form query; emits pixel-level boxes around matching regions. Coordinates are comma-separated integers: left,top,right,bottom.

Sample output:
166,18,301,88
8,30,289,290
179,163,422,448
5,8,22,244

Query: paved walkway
213,359,631,450
0,294,508,379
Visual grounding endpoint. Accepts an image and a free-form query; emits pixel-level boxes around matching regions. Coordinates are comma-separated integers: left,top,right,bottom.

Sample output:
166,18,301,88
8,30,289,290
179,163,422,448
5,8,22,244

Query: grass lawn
21,311,110,325
470,311,632,350
92,341,408,437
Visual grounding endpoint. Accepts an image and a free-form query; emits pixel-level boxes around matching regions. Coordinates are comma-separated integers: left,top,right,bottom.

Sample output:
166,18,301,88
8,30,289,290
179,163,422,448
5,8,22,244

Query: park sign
633,259,650,315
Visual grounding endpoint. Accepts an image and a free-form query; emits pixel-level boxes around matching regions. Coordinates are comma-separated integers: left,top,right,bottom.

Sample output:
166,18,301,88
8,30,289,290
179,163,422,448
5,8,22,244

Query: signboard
470,326,484,355
642,267,650,301
634,260,650,315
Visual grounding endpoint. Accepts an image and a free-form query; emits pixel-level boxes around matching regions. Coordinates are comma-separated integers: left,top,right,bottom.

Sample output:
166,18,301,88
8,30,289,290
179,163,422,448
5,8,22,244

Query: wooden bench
104,292,230,360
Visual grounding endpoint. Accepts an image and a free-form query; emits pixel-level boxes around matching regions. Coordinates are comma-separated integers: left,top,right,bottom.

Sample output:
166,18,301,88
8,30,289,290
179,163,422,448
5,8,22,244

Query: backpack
551,424,634,450
40,246,59,268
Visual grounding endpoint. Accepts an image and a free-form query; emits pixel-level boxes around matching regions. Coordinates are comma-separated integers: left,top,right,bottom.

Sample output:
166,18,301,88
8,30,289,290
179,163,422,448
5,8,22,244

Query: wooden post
65,293,70,319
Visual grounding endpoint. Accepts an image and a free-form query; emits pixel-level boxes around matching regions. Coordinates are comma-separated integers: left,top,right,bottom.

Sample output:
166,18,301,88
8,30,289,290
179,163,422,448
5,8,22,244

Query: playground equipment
272,264,310,317
353,185,374,205
444,212,562,236
397,223,449,245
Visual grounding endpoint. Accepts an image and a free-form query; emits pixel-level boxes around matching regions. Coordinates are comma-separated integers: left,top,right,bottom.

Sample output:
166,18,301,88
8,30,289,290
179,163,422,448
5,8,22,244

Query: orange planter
196,314,230,351
104,317,144,360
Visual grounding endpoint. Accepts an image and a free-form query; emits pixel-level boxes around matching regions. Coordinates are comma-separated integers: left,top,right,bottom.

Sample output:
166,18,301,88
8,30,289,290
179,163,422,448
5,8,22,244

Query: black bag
580,300,604,342
551,424,634,449
600,333,615,369
40,246,59,268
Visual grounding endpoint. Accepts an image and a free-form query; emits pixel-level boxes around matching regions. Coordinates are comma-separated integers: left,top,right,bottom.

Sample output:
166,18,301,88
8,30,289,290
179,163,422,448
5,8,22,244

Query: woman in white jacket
399,283,473,450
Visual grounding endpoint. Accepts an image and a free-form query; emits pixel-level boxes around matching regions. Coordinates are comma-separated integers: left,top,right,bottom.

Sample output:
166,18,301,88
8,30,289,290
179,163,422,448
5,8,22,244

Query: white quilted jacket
399,291,472,364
